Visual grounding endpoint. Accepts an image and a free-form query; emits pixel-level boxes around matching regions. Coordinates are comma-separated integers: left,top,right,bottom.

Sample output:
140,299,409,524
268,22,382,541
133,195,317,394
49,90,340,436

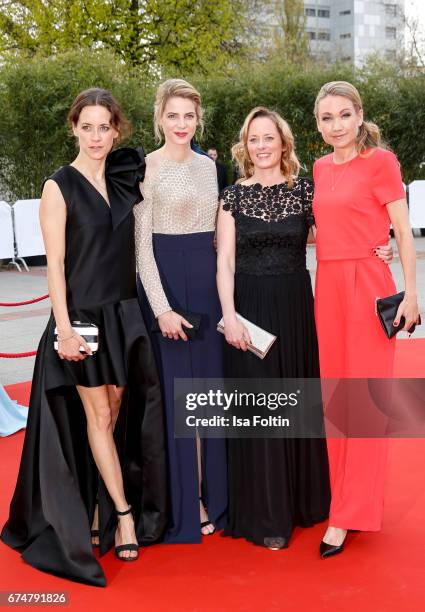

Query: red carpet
1,339,424,611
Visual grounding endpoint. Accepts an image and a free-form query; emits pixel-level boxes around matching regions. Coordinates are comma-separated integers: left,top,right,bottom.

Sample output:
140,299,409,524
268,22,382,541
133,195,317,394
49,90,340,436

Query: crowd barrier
0,293,49,358
14,199,44,259
408,182,425,229
1,182,424,272
0,202,14,260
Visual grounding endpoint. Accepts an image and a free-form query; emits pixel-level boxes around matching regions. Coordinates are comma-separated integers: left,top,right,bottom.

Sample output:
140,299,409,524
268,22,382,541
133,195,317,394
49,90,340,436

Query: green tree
0,0,242,73
1,50,424,201
270,0,309,62
0,50,156,200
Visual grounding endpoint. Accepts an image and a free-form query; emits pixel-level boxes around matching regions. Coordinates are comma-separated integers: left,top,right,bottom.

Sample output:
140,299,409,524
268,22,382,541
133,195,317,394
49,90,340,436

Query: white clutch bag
217,313,277,360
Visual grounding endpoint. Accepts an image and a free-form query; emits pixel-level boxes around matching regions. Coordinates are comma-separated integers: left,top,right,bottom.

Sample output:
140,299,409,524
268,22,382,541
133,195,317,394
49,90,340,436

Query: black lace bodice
221,178,314,275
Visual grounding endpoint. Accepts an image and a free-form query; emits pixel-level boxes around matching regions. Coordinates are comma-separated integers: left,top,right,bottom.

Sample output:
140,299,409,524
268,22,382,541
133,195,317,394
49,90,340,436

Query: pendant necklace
330,155,356,192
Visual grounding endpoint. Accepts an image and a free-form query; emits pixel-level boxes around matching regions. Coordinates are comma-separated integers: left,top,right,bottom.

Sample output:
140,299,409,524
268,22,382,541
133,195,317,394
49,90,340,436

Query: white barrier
13,199,45,257
408,181,425,229
0,201,14,259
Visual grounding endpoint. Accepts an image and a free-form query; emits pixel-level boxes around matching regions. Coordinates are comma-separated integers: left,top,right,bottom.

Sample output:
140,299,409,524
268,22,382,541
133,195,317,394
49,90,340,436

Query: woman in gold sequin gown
135,79,227,543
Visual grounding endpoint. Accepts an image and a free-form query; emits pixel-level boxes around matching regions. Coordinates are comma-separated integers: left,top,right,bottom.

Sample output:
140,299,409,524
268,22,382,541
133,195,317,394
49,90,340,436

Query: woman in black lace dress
216,107,331,548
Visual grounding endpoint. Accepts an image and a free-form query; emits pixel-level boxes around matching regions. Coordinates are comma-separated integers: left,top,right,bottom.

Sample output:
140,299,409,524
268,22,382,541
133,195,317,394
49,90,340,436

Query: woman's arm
216,204,251,351
134,167,192,341
40,180,90,360
386,198,420,331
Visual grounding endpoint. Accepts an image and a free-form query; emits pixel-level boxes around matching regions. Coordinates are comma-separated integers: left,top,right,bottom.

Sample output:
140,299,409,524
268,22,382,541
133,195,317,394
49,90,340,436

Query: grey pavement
1,237,425,386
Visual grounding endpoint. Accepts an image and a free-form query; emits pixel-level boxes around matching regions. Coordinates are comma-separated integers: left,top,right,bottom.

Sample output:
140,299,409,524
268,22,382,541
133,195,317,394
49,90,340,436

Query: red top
313,147,405,260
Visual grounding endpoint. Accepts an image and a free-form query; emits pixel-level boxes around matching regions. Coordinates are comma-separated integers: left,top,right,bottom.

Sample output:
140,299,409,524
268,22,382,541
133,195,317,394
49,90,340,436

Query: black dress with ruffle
1,148,168,587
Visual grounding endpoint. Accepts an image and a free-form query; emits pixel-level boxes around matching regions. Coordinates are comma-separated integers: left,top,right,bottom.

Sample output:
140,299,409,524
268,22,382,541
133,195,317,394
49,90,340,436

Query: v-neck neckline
69,165,111,209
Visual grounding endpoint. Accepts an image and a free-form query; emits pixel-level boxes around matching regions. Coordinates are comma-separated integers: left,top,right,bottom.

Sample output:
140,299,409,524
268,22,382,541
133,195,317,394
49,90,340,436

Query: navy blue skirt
137,231,227,543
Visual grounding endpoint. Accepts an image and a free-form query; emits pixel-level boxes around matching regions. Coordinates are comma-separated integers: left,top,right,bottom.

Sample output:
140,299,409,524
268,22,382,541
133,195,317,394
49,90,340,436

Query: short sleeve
220,185,238,215
372,150,405,206
301,177,315,227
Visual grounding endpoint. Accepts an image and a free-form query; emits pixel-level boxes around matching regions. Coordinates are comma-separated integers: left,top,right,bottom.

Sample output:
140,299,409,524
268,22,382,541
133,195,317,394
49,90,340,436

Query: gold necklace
330,156,356,192
79,169,109,199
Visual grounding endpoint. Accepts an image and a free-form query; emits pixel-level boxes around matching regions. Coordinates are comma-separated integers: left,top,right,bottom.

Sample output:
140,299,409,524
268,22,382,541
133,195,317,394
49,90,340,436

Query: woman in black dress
1,89,167,586
216,107,331,548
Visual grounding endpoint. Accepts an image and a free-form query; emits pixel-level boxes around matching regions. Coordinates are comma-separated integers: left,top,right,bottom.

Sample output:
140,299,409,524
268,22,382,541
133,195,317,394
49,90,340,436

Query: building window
305,8,316,17
307,31,317,40
385,26,397,39
318,9,330,18
340,33,351,39
385,49,396,60
318,31,331,41
385,4,397,16
339,10,351,16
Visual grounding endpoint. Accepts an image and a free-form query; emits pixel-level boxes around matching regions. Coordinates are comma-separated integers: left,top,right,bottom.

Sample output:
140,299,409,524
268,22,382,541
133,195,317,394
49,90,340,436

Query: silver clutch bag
54,321,99,354
217,313,277,360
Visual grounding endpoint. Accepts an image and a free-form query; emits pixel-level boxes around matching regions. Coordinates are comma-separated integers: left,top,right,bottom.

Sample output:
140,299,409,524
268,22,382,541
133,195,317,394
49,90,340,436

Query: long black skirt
1,298,167,586
223,271,331,547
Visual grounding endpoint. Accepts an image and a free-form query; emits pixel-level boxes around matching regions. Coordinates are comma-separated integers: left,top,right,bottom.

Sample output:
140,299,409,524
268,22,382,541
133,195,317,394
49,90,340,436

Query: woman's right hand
58,333,91,361
158,311,193,341
223,316,251,351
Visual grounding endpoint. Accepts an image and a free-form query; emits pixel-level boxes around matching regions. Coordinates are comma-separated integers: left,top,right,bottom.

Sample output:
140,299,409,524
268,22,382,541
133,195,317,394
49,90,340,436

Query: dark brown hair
67,88,132,143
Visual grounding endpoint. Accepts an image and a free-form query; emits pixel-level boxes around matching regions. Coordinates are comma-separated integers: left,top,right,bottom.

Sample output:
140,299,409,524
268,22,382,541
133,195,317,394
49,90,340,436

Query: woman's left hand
374,243,393,264
394,294,420,332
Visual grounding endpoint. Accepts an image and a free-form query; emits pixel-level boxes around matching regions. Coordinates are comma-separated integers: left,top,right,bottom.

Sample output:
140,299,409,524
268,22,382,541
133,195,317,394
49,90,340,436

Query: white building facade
304,0,405,64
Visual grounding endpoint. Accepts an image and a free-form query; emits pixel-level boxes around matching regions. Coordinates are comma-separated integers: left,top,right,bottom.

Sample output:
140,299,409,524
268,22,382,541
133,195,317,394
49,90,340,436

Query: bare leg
197,433,214,535
77,384,137,559
90,385,124,547
108,385,124,430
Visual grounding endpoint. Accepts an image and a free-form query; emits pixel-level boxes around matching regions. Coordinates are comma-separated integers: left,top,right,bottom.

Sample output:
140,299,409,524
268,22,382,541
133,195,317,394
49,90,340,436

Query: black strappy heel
91,493,100,547
91,529,100,547
199,497,216,535
114,507,139,561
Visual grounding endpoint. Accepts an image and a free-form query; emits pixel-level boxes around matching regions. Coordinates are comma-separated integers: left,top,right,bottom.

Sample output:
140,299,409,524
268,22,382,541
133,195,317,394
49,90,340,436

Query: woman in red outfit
313,81,420,558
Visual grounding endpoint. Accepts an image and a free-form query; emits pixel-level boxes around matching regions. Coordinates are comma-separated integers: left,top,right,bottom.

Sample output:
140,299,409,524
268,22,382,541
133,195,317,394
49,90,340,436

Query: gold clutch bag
217,313,277,360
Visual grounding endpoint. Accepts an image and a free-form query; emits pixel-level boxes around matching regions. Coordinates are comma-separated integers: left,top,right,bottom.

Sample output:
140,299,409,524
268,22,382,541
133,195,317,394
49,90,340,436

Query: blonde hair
232,107,300,188
153,78,204,143
314,81,383,153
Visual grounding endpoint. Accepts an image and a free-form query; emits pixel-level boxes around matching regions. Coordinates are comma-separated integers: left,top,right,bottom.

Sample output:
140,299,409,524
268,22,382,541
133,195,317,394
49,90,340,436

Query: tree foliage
0,0,242,72
1,50,424,201
0,50,155,199
271,0,309,62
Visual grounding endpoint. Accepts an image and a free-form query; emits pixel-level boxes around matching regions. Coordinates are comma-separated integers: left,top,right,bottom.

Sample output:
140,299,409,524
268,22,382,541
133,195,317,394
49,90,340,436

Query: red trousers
315,257,396,531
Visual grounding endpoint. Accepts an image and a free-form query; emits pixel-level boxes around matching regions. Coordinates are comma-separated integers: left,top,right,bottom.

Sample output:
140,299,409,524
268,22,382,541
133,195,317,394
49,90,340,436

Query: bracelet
58,332,77,343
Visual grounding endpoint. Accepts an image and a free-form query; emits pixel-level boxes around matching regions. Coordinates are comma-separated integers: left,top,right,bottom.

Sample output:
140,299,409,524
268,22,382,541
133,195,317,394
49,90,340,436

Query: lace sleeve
134,180,171,318
301,178,315,227
221,185,238,215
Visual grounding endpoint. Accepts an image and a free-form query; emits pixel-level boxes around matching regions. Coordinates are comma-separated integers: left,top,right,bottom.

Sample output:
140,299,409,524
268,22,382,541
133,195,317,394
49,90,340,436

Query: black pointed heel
320,538,346,559
199,497,216,535
115,507,139,562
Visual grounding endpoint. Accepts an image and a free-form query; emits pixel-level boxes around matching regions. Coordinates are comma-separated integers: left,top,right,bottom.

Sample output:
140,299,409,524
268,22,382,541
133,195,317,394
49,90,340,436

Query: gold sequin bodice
134,153,218,317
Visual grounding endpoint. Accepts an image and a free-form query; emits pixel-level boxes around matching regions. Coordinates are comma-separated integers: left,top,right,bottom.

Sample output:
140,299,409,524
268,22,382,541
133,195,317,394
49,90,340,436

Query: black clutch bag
151,309,202,340
376,291,421,338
